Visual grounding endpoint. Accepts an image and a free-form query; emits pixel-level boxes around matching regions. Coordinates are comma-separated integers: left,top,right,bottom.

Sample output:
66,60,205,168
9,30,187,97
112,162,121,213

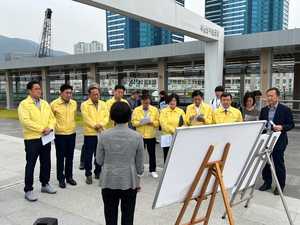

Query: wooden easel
175,143,234,225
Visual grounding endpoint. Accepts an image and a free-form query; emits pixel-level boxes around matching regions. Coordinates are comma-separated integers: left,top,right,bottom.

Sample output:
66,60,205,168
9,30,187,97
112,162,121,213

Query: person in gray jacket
96,101,144,225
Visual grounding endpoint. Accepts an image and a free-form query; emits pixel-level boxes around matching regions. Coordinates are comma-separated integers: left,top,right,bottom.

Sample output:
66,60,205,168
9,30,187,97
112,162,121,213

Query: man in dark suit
259,87,294,195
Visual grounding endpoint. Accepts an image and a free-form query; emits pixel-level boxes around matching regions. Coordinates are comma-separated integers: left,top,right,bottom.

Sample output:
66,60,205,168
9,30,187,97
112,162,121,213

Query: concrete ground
0,119,300,225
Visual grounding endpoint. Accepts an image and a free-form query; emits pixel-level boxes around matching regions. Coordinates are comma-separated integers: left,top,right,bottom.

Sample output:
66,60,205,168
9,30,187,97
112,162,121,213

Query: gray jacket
96,124,144,190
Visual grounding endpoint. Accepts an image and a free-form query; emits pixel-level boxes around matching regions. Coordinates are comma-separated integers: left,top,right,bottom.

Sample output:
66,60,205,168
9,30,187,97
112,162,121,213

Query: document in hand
41,131,55,146
161,134,173,148
141,116,151,125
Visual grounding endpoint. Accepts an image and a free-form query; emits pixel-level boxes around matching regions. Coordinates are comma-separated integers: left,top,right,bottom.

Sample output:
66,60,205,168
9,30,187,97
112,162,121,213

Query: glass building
106,0,185,51
205,0,289,36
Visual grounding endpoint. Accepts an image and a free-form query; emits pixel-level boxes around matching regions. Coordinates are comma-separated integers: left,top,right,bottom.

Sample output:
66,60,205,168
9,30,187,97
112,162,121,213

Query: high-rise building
74,41,104,54
106,0,185,51
205,0,289,36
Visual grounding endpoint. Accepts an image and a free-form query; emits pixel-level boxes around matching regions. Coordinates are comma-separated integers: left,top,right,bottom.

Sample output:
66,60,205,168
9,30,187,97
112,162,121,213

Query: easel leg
175,146,214,225
203,173,219,225
266,153,294,225
190,171,213,223
244,185,255,208
205,144,232,225
215,163,235,225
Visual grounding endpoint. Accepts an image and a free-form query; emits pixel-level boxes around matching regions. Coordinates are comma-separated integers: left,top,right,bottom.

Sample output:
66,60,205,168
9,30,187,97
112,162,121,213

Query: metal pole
266,153,294,225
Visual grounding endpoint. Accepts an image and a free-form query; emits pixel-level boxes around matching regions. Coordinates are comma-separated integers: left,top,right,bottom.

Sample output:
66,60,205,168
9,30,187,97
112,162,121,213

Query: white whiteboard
153,121,265,209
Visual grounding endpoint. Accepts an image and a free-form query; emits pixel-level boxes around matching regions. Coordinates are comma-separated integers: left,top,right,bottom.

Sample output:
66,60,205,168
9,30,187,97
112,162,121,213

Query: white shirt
211,97,221,111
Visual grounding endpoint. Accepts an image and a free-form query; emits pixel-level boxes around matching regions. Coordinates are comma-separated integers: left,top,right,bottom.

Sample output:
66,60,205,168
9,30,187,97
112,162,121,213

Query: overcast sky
0,0,299,53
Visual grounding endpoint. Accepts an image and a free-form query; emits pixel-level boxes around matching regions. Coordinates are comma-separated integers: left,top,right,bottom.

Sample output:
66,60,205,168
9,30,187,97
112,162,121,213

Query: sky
0,0,299,54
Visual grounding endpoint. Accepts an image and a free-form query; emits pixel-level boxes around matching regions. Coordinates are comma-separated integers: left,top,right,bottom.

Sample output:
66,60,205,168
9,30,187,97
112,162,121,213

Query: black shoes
259,183,283,195
86,176,93,185
258,183,271,192
67,179,77,186
94,174,100,180
274,188,280,195
59,181,66,189
59,178,77,188
79,162,85,170
274,188,284,195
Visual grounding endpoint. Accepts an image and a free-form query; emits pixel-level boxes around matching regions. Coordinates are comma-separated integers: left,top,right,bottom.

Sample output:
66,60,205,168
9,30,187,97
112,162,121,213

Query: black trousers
54,133,76,182
80,144,85,165
24,139,51,192
102,188,137,225
143,138,157,172
163,147,170,163
84,136,101,177
262,146,287,190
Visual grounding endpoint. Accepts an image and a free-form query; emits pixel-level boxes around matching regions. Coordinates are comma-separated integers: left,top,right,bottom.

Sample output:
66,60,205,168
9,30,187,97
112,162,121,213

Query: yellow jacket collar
26,95,41,104
87,98,99,105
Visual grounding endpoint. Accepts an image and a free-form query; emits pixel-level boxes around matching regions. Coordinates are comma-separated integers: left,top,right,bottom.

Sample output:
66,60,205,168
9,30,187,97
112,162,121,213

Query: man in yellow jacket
18,81,56,202
186,90,213,126
132,94,160,178
51,84,77,189
105,85,129,129
213,92,243,124
81,84,109,184
159,93,186,162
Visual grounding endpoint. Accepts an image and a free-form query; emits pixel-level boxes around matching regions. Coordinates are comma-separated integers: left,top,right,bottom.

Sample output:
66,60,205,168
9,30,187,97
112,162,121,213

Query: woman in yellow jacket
132,94,160,178
159,93,186,162
186,90,213,126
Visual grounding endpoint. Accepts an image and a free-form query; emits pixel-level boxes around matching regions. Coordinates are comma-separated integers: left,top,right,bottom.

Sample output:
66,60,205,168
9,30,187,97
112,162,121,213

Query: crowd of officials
17,80,294,225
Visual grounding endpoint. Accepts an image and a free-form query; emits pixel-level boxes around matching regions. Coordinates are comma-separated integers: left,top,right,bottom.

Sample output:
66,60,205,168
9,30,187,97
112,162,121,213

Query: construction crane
37,8,52,57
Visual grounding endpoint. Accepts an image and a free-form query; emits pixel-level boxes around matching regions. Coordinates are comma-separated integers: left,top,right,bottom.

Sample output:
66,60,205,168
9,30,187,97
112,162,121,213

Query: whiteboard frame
152,121,266,209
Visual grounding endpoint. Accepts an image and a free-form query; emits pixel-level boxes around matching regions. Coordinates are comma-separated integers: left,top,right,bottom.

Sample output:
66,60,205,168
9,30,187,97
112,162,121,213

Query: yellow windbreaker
186,102,213,126
50,97,77,135
18,96,56,140
131,105,159,139
213,106,243,124
81,99,109,136
159,106,186,135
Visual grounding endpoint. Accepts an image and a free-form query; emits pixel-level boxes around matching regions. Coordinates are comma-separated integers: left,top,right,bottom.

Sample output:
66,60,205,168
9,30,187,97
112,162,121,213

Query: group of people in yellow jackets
18,80,243,202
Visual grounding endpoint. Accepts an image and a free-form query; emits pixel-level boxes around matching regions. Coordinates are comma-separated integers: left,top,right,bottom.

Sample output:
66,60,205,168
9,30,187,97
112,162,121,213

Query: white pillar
260,48,273,94
204,38,224,102
5,72,13,109
89,64,97,83
158,61,168,93
41,68,50,102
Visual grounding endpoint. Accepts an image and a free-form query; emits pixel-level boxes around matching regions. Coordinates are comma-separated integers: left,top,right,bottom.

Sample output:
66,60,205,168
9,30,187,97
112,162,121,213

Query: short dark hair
114,85,126,91
132,90,140,95
243,92,256,107
26,80,40,90
88,84,100,94
221,92,232,99
110,102,132,124
215,86,225,92
141,94,151,101
267,87,280,96
60,84,73,93
141,89,149,96
166,93,180,105
192,90,204,98
252,90,262,97
159,90,166,96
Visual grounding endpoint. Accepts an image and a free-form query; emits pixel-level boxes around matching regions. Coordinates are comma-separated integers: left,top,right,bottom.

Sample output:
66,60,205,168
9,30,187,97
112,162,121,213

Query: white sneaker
41,184,57,194
151,172,159,179
25,191,38,202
